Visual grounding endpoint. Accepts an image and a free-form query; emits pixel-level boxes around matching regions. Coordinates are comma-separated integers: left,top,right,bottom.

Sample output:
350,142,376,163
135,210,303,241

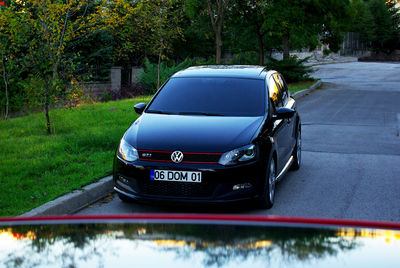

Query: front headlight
218,144,256,166
117,138,139,162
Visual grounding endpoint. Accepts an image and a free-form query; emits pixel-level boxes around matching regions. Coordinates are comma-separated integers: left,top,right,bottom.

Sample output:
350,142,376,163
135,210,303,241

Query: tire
257,156,276,209
118,193,135,203
291,122,301,170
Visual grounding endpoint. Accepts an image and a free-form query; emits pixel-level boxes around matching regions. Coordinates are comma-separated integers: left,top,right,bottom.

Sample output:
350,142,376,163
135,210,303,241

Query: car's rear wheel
291,122,301,170
258,156,276,209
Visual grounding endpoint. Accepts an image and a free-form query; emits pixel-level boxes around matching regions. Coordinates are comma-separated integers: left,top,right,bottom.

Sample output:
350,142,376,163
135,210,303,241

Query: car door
268,73,293,173
277,74,297,154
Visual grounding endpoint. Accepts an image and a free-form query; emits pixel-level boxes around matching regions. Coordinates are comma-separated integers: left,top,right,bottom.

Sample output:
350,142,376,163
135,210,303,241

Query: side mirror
272,107,295,120
134,102,146,115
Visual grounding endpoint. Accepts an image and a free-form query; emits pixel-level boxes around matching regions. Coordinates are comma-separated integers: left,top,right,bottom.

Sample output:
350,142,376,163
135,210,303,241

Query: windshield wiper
179,111,225,116
146,109,176,115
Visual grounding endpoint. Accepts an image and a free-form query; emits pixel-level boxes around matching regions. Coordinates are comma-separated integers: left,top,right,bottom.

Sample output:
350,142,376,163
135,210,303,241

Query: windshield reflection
0,224,399,268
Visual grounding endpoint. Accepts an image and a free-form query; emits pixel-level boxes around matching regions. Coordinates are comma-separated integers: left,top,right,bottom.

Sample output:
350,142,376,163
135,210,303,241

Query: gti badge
171,151,184,163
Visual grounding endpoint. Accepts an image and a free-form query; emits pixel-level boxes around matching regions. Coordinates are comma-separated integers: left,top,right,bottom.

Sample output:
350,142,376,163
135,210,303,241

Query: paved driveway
78,62,400,222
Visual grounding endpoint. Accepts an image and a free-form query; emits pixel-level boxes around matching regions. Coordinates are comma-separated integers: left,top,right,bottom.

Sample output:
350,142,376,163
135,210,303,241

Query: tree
265,0,351,60
185,0,230,64
0,2,30,119
228,0,272,65
149,0,184,88
95,0,147,66
0,7,10,119
205,0,230,64
24,0,99,134
359,0,400,53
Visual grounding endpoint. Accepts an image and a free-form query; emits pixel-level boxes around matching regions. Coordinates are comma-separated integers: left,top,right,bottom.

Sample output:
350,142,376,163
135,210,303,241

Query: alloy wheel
268,159,276,202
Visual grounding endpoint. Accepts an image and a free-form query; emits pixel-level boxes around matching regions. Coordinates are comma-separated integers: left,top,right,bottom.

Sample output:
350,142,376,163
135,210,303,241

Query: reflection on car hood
125,113,264,152
0,215,399,268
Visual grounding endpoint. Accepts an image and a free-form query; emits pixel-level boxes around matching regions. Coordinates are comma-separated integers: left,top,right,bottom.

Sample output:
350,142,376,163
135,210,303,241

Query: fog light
233,183,252,191
119,176,129,184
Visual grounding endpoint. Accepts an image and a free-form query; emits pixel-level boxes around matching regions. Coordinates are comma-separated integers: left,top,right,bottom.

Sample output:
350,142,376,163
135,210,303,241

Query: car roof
171,65,269,80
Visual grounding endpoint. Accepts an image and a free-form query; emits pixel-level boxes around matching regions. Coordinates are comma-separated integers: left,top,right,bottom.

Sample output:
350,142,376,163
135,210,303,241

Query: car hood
1,215,399,268
124,113,264,152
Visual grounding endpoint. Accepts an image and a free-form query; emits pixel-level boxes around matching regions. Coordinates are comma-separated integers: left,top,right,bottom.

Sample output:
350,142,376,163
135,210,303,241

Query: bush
138,57,215,93
266,56,312,83
323,48,331,57
107,83,150,101
230,51,259,65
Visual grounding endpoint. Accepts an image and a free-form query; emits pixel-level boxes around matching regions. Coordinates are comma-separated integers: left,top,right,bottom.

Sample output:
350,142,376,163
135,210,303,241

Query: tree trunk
283,33,290,60
1,55,8,120
206,0,229,65
215,31,222,64
44,83,51,135
257,33,264,65
157,47,162,89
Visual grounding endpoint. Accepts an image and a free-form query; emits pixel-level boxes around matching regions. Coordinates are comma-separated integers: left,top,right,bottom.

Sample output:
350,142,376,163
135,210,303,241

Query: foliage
358,0,400,53
93,0,145,66
229,51,259,65
64,29,114,82
266,56,312,83
172,9,215,59
226,0,273,65
0,4,30,118
138,57,214,92
263,0,351,58
0,95,152,216
185,0,231,64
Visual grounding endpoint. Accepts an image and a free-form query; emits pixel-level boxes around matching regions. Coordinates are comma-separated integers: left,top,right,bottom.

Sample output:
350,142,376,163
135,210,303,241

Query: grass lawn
288,80,317,94
0,96,151,216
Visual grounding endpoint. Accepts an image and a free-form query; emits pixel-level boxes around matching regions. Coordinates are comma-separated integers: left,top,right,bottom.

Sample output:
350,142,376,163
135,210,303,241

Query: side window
269,74,284,108
277,74,290,106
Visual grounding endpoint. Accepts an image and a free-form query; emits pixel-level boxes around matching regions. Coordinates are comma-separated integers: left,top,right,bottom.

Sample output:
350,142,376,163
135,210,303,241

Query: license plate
150,170,202,183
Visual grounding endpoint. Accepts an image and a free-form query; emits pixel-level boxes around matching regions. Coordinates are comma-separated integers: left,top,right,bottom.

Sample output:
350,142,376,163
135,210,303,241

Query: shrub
108,83,150,100
230,51,259,65
323,48,331,57
103,91,111,102
266,56,312,83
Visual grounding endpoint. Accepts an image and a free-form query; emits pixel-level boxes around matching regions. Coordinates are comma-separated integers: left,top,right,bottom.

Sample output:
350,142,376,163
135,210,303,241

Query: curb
306,59,358,67
292,80,322,99
20,176,114,216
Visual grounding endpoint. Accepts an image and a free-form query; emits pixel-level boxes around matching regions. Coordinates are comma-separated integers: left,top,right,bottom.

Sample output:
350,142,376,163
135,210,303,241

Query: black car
113,65,301,208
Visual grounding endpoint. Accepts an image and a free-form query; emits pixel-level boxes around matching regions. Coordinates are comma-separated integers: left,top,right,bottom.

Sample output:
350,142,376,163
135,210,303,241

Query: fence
340,32,370,57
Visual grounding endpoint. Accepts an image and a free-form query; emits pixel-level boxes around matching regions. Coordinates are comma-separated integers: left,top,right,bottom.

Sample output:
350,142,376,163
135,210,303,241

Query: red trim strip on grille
139,150,222,155
184,152,223,155
139,149,174,154
140,159,173,163
140,159,218,164
181,161,218,164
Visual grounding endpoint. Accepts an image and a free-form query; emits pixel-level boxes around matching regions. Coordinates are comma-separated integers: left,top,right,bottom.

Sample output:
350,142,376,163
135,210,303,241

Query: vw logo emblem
171,151,184,163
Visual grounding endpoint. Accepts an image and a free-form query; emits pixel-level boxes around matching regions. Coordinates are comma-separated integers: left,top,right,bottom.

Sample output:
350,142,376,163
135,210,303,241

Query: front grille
138,150,222,164
138,180,215,198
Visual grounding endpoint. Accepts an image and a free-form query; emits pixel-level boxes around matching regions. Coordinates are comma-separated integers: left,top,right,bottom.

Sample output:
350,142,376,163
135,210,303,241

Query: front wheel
257,156,276,209
291,123,301,170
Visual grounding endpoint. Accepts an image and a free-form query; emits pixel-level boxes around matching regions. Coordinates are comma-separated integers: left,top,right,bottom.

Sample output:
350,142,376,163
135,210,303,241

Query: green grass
288,80,317,93
0,96,152,216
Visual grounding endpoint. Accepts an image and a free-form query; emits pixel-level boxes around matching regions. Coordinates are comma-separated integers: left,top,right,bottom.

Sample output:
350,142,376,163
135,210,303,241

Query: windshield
146,77,265,116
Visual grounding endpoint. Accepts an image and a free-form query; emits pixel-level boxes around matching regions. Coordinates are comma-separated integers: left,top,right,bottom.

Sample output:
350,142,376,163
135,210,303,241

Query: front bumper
113,157,266,204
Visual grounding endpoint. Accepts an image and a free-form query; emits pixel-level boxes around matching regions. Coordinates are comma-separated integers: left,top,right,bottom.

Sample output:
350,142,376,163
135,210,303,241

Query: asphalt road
78,62,400,222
